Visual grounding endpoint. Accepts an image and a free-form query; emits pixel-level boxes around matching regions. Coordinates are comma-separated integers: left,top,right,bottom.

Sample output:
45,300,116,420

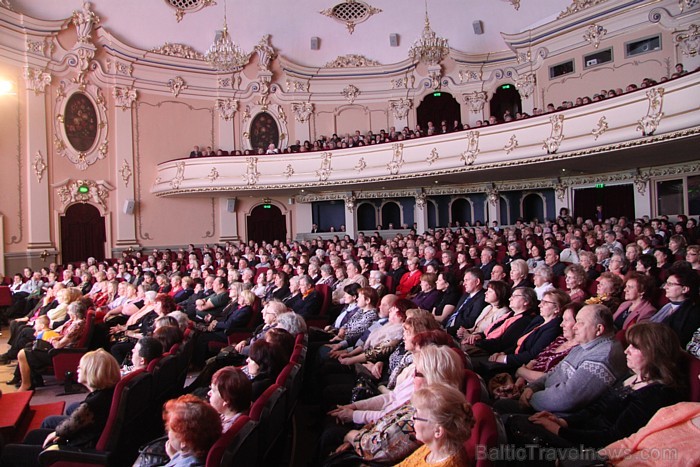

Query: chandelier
205,0,249,72
408,4,449,66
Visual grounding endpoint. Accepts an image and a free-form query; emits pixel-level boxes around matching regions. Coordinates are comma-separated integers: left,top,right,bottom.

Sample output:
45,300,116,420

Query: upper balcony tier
152,73,700,198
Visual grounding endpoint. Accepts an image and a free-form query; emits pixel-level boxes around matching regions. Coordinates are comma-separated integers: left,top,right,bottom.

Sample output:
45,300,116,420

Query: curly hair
163,394,222,459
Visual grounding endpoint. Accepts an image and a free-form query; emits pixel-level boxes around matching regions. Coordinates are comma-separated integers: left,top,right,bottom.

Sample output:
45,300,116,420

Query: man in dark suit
545,247,567,278
445,268,487,338
181,276,215,319
189,145,202,158
389,255,406,292
479,247,497,279
291,275,321,318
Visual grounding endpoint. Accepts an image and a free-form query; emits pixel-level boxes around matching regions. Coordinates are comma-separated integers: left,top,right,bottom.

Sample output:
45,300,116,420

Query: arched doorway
381,202,401,229
60,203,106,263
451,198,472,225
522,193,545,222
249,112,280,153
247,204,286,244
416,92,461,133
357,203,377,230
490,84,522,121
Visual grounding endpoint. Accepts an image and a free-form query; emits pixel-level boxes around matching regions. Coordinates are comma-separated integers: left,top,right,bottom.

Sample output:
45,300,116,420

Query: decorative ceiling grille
164,0,215,22
320,1,382,34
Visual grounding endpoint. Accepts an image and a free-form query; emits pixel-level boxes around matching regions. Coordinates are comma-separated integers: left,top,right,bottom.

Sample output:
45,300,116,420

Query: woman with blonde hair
396,383,474,466
0,349,121,467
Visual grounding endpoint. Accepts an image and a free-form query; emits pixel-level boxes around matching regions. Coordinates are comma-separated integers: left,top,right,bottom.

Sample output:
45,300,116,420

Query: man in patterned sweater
496,304,626,416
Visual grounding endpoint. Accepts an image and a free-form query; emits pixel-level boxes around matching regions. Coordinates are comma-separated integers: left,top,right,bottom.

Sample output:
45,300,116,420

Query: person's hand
529,411,567,428
337,328,346,339
329,349,345,359
519,387,534,408
207,320,217,332
456,326,468,338
334,442,352,454
462,333,482,346
489,352,506,363
370,361,383,379
338,356,352,365
514,377,526,390
328,404,355,423
42,432,59,448
234,341,245,353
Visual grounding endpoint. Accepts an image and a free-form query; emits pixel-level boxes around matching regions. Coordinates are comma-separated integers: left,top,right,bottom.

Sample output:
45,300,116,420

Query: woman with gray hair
533,264,555,300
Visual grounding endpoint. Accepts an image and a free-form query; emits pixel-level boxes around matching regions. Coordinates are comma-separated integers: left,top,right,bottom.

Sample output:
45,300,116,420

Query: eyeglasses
540,300,557,306
664,281,682,287
511,294,525,299
412,414,432,423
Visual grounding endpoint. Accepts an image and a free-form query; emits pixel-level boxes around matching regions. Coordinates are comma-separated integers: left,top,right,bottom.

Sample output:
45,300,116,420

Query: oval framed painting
54,79,109,171
64,92,98,152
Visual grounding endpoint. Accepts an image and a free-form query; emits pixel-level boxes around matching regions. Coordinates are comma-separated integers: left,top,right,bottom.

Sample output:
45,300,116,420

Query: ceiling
14,0,572,67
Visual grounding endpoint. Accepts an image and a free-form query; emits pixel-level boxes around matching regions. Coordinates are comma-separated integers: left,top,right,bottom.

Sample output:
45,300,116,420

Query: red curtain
60,203,106,263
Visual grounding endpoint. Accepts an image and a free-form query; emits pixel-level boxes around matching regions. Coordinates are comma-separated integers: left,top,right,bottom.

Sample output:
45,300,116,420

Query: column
414,193,428,233
215,98,237,151
112,86,139,249
633,177,652,218
343,194,357,238
291,102,313,145
486,187,500,224
24,67,53,251
553,182,571,221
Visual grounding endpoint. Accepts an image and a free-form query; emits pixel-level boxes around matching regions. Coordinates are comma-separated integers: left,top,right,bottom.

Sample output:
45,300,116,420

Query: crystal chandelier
408,4,449,66
205,0,249,72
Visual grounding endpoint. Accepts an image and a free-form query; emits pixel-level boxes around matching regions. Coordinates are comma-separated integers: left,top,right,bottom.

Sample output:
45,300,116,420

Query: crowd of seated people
0,207,699,465
183,66,697,158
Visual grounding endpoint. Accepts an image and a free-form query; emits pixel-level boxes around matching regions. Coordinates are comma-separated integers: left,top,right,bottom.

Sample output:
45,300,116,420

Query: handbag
352,403,419,464
32,339,54,352
351,375,380,403
132,436,169,467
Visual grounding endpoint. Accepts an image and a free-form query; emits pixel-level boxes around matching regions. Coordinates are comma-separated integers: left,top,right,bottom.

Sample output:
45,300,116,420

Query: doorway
247,204,287,244
416,92,461,133
490,84,522,121
574,184,635,220
60,203,106,263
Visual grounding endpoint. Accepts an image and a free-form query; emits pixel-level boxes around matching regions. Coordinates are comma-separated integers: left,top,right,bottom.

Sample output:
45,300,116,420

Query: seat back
683,353,700,402
465,402,499,467
315,284,331,317
290,344,307,365
148,354,182,404
463,368,482,405
96,369,153,456
276,363,302,418
0,286,12,307
249,384,287,464
207,416,259,467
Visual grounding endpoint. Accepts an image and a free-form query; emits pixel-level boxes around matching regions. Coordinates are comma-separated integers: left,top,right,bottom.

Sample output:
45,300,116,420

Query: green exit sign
78,185,90,194
433,92,441,97
595,183,605,189
263,204,272,209
501,84,511,89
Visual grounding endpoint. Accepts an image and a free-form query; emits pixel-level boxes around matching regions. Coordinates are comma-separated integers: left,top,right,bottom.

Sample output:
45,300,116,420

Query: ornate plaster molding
460,131,480,166
463,91,488,113
26,38,54,58
24,67,52,95
316,152,333,181
344,194,357,212
277,105,287,126
389,98,412,120
291,102,314,123
415,192,427,209
636,88,664,136
355,158,367,172
113,86,138,111
592,116,608,140
120,159,132,187
55,178,113,212
170,162,185,189
54,80,109,171
504,134,519,155
168,76,188,97
558,0,608,19
0,0,13,10
486,186,500,205
543,114,565,154
286,79,310,93
426,148,439,165
106,59,133,77
320,1,382,34
243,157,260,185
583,24,607,48
554,181,568,201
387,143,404,175
216,98,238,121
283,164,294,179
33,151,47,183
515,73,536,99
151,43,206,60
633,172,650,195
72,2,99,44
253,35,276,72
341,84,360,104
458,69,482,83
207,167,219,183
163,0,216,22
325,54,381,67
675,24,700,57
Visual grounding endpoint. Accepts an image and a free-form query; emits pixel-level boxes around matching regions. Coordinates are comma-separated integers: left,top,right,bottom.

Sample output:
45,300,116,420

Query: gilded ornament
33,151,47,183
325,54,381,67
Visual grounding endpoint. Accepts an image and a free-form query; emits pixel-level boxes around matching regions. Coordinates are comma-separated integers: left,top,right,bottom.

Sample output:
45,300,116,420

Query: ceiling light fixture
408,0,449,66
205,0,249,72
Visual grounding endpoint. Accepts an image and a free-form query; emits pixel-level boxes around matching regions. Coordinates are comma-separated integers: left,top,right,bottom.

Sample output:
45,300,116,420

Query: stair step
0,391,33,441
14,401,66,442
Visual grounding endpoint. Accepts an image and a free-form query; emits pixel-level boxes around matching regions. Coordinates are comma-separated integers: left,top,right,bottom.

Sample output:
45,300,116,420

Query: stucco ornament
243,157,261,185
170,162,185,189
253,35,276,71
463,91,488,113
316,152,333,182
591,116,608,140
151,43,206,60
636,88,664,136
415,192,427,210
113,86,138,111
283,164,295,178
72,2,99,44
460,131,480,165
387,143,404,175
675,24,700,57
389,99,412,120
486,186,500,206
515,73,536,99
344,195,357,213
207,167,219,183
583,24,607,48
56,179,113,212
168,76,188,97
325,54,381,67
24,67,52,95
558,0,608,19
426,148,439,165
120,159,132,187
355,157,367,172
216,98,238,121
554,182,568,201
504,135,519,155
633,172,650,195
33,151,47,183
291,102,314,123
543,114,565,154
341,84,360,104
